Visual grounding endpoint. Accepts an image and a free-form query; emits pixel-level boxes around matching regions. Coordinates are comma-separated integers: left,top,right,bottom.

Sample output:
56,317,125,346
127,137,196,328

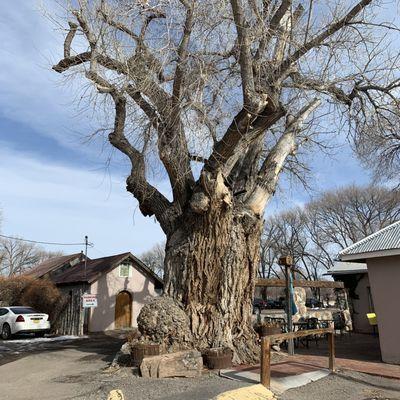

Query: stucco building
338,221,400,365
327,261,372,334
27,252,163,334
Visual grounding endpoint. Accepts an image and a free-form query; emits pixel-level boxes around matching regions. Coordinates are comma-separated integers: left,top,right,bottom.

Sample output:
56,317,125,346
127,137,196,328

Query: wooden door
115,291,132,329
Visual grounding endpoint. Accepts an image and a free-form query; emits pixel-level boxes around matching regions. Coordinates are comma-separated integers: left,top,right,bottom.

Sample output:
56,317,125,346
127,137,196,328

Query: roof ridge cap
340,220,400,255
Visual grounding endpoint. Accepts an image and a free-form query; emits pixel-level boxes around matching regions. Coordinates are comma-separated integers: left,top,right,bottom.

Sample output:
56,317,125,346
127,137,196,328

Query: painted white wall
352,273,374,334
367,255,400,365
88,263,159,332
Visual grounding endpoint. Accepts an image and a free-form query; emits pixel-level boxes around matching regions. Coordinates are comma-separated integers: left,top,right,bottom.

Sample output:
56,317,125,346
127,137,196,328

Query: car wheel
1,323,12,340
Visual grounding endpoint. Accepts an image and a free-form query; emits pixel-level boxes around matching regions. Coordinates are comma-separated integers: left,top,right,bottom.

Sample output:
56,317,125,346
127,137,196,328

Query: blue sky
0,1,372,257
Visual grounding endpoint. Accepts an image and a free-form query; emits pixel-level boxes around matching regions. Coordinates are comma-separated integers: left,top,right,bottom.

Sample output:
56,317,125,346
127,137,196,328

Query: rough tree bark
163,173,263,362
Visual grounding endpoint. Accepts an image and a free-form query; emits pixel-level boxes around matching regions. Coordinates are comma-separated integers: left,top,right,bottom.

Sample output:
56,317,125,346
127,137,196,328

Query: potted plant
202,347,233,369
256,321,282,337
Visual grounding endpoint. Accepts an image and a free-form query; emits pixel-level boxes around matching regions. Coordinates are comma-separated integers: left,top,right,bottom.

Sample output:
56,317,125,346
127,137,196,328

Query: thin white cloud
0,145,165,257
0,0,98,154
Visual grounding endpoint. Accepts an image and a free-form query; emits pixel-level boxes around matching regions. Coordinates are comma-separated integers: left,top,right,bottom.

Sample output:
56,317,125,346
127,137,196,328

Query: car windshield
10,307,39,314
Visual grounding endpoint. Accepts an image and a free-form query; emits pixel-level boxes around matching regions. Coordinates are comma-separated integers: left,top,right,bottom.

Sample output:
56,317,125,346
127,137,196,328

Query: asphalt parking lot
1,335,90,365
0,333,125,399
0,333,124,365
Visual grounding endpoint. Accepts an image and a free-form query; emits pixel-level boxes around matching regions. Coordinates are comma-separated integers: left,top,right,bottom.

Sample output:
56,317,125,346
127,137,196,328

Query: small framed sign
82,293,98,308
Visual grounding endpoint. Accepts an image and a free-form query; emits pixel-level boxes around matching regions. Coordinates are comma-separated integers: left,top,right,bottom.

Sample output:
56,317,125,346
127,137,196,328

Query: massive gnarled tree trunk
52,0,399,362
163,173,264,362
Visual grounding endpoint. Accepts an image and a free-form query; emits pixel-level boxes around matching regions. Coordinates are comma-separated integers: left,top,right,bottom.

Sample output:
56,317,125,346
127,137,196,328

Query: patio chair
305,317,322,348
332,311,346,338
366,313,378,335
294,317,320,348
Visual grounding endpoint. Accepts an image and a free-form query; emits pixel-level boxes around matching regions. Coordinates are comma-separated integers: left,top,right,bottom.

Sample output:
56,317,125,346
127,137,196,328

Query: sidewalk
221,361,330,394
293,332,400,380
221,333,400,394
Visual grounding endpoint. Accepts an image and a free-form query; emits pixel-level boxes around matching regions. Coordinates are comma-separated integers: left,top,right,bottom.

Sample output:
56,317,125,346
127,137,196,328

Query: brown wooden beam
260,337,271,388
260,328,335,388
264,327,333,341
256,278,344,289
328,332,335,371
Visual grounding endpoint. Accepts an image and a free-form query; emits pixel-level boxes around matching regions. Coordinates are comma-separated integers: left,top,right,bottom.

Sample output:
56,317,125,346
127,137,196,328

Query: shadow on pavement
0,331,126,366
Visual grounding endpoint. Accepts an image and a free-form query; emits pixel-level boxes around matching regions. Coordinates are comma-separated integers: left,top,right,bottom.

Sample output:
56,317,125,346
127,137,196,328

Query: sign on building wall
82,293,98,308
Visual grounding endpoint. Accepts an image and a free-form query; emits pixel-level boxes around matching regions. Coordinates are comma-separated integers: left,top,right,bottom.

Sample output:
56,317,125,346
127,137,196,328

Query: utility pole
84,235,88,281
81,235,89,335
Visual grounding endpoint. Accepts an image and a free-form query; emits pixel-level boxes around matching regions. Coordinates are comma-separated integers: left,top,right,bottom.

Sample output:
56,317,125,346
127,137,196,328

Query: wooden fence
54,284,87,335
260,328,335,388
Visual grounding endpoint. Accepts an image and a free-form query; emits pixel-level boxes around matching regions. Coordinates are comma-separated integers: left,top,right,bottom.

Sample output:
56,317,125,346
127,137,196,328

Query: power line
0,234,94,247
90,245,106,256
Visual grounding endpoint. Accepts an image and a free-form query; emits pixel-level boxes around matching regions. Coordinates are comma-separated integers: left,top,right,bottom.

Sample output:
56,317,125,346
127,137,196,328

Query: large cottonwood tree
53,0,400,361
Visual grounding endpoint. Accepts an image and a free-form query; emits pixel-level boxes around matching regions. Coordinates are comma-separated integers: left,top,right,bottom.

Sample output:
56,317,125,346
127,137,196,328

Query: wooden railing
256,278,344,289
260,328,335,388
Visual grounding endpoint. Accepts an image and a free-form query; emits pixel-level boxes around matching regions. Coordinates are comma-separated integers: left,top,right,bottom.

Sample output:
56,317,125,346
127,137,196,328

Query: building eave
340,248,400,262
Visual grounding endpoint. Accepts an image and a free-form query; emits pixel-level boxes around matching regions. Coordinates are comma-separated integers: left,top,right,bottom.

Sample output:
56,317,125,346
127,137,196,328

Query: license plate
33,320,40,324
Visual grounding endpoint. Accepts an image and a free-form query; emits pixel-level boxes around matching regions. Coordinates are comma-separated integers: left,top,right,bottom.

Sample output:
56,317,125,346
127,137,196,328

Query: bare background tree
354,110,400,186
261,185,400,281
51,0,400,361
140,242,165,278
0,237,63,277
0,207,63,276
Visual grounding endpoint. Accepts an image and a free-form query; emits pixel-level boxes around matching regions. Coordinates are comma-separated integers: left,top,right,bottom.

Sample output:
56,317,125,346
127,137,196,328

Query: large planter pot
131,343,160,366
202,347,233,370
259,325,282,337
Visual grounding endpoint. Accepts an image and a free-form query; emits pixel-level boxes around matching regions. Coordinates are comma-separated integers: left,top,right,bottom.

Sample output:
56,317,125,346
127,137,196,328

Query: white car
0,306,51,340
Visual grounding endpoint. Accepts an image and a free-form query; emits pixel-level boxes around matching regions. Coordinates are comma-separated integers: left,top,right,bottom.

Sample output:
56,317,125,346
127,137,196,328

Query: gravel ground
74,369,250,400
69,367,400,400
280,369,400,400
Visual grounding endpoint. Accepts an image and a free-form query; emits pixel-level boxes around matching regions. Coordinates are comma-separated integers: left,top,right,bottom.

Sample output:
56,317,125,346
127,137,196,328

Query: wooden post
261,337,271,388
285,265,294,355
328,332,335,372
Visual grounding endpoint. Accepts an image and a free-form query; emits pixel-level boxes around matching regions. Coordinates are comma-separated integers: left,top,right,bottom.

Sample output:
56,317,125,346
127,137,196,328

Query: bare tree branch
107,92,174,231
172,1,195,106
230,0,256,109
245,99,321,215
275,0,373,80
64,21,78,58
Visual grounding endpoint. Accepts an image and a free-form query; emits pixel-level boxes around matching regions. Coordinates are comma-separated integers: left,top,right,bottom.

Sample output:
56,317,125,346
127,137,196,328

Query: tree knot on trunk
190,192,210,214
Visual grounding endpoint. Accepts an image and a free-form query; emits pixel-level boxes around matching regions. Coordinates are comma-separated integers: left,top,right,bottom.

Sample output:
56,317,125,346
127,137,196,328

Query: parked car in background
306,298,323,308
0,306,50,340
273,297,286,309
265,299,276,309
253,298,268,313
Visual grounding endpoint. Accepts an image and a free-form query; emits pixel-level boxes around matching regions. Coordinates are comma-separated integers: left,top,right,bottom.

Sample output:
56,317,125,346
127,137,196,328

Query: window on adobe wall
119,262,132,278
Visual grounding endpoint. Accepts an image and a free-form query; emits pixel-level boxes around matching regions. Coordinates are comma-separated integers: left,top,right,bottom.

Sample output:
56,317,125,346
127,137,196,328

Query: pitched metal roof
25,253,84,279
326,261,368,275
340,220,400,260
53,252,130,284
53,252,163,287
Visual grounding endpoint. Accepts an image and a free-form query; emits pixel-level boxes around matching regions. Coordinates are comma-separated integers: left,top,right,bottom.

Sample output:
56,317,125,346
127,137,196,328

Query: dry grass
0,276,67,329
